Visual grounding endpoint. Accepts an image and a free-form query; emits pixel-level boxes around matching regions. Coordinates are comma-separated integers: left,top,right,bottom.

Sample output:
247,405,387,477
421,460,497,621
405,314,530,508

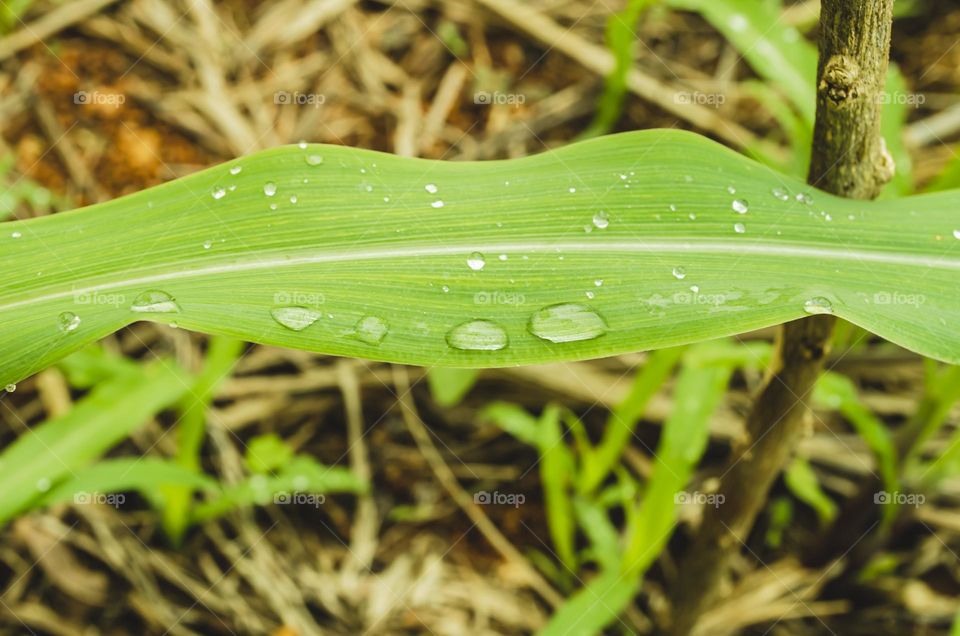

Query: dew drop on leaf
131,290,180,314
229,165,242,175
446,320,508,351
36,478,50,492
211,186,226,200
594,279,603,287
264,182,277,197
527,303,608,343
271,306,322,331
734,222,746,234
796,192,814,205
732,199,749,214
4,384,14,393
672,266,687,280
431,200,444,208
771,187,790,201
203,240,212,249
11,231,21,238
58,311,81,333
305,154,324,166
290,195,298,204
467,252,486,271
803,297,834,315
353,315,389,345
425,184,438,194
953,229,960,240
727,185,737,194
592,211,610,229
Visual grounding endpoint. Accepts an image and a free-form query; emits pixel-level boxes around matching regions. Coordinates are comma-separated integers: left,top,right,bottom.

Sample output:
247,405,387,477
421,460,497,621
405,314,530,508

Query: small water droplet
290,195,298,203
203,240,212,249
446,320,508,351
568,187,576,193
36,478,51,492
732,199,749,214
594,279,603,287
953,229,960,240
353,315,388,345
297,141,308,149
305,154,324,166
269,203,278,210
796,192,814,205
441,285,450,293
593,211,610,229
211,186,226,200
672,266,687,280
131,290,180,314
467,252,486,271
669,204,678,212
383,196,390,203
229,165,242,175
690,284,700,293
4,384,15,392
431,200,444,208
771,187,790,201
271,306,322,331
11,231,21,238
528,303,608,343
726,185,737,194
734,222,746,234
58,311,81,333
803,297,834,315
585,291,595,299
498,254,508,261
425,183,438,194
264,182,277,196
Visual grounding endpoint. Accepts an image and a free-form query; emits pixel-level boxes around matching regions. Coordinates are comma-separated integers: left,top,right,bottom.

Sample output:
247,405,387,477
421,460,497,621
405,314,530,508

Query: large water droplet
264,182,277,197
771,187,790,201
446,320,508,351
528,303,608,343
732,199,749,214
131,290,180,314
58,311,81,333
305,154,324,166
467,252,486,271
271,306,322,331
592,211,610,229
672,266,687,280
211,186,226,200
803,297,834,315
4,384,15,393
353,315,388,345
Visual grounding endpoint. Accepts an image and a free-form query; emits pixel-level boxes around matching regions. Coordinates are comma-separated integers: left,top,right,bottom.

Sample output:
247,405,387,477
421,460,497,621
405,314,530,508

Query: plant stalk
666,1,895,633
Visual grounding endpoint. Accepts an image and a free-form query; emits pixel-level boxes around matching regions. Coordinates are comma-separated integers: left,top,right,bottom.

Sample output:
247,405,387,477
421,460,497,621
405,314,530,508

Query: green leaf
784,457,837,526
244,433,296,474
480,401,541,447
4,130,960,388
537,567,639,636
0,360,190,526
538,404,578,573
427,367,480,407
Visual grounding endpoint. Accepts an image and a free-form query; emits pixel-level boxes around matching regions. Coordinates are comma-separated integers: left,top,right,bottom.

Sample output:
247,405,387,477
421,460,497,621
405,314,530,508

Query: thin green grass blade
4,130,960,388
784,457,837,526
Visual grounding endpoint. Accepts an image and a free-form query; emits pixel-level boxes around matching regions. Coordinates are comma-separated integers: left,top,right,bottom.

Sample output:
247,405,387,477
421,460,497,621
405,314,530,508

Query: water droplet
585,291,595,299
58,312,80,333
383,196,390,203
36,478,51,492
594,279,603,287
131,290,180,314
203,240,213,249
290,195,298,204
264,182,277,196
229,165,242,175
498,254,508,261
271,306,322,331
726,185,737,194
593,211,610,229
431,200,444,208
353,315,388,345
211,186,226,200
953,229,960,240
568,187,576,193
305,154,324,166
796,192,814,205
4,384,15,392
467,252,486,271
690,284,700,293
803,297,834,315
441,285,450,293
528,303,608,343
269,203,278,210
446,320,508,351
732,199,749,214
734,222,746,234
297,141,308,149
688,213,697,220
672,266,687,280
425,183,438,194
771,187,790,201
228,185,236,192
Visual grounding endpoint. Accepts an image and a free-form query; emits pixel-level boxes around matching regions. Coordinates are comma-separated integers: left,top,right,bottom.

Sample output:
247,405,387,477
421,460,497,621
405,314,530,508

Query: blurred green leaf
428,367,480,407
784,457,837,526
